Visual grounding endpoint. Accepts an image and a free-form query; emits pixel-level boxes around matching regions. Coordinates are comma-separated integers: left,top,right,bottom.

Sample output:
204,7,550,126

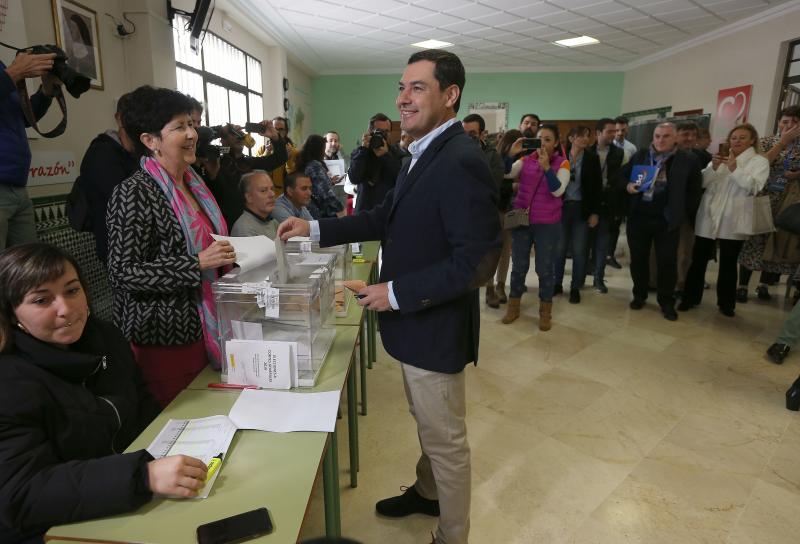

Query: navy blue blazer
319,122,501,373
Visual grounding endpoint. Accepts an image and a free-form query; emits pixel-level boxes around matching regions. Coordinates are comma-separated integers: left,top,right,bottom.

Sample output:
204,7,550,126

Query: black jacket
320,122,501,373
348,145,403,213
80,132,140,261
0,318,159,542
620,148,703,230
570,149,603,220
589,143,625,217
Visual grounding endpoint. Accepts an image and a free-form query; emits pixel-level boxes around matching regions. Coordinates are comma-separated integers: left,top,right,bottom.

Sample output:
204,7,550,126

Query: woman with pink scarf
107,86,235,407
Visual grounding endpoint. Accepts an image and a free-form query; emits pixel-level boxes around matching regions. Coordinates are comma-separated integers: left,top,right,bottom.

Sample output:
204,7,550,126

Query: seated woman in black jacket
0,243,207,543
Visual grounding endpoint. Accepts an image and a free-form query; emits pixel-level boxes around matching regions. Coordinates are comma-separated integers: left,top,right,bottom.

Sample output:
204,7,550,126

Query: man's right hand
5,52,56,84
361,133,371,149
278,217,310,241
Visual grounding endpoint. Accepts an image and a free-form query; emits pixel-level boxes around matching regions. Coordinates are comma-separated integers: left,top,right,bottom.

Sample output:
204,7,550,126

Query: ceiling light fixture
411,39,453,49
554,35,599,48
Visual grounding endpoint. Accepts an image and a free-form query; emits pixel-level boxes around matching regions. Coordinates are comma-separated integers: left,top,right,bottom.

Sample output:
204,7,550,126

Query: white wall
621,7,800,138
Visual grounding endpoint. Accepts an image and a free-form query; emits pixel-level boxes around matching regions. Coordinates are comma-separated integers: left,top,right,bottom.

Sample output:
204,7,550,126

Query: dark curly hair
121,85,194,157
296,134,327,173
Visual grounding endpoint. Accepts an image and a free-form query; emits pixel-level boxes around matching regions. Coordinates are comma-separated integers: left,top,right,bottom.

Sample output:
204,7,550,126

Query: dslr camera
28,44,90,98
369,129,388,150
195,126,230,160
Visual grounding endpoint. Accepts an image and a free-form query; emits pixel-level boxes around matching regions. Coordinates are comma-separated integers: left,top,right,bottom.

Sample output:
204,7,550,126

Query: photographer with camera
348,112,403,212
201,120,288,228
0,50,63,249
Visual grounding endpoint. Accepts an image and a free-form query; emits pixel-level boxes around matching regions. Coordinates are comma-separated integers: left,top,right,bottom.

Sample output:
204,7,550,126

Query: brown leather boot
496,282,508,304
502,297,521,324
485,283,500,308
539,301,552,331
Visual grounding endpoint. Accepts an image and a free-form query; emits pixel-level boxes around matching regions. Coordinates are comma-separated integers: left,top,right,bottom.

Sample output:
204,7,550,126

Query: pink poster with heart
713,85,752,148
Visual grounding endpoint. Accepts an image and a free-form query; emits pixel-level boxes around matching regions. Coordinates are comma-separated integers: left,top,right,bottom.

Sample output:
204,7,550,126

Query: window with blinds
172,14,266,154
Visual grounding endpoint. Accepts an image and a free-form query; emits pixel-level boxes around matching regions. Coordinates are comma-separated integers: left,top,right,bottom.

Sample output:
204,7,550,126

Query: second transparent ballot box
285,238,353,316
213,252,336,388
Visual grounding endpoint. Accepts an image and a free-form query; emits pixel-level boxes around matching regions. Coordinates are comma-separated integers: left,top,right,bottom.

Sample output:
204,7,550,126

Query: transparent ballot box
213,253,336,388
285,238,353,316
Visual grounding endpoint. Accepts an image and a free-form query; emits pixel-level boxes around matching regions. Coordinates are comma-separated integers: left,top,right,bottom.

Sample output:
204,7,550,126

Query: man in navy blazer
279,50,500,544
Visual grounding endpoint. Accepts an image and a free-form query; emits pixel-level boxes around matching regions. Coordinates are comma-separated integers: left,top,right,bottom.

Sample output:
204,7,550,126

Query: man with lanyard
589,118,627,293
621,122,702,321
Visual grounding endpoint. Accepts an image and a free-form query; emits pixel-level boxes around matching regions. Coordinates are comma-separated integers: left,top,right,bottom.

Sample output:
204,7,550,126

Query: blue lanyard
783,142,797,172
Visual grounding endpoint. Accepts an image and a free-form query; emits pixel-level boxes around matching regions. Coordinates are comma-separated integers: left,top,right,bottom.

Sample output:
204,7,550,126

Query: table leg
359,320,368,417
347,357,359,487
323,431,341,538
368,309,377,367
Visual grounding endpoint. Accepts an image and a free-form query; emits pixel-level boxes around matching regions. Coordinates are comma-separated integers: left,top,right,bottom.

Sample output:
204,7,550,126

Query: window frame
775,38,800,132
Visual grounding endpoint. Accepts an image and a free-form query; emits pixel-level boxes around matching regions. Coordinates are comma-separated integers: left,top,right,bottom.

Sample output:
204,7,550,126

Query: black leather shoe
569,288,581,304
553,284,563,295
677,300,693,312
786,376,800,411
607,256,622,269
594,281,608,294
375,486,440,518
719,307,735,317
756,285,772,301
661,306,678,321
736,287,748,303
629,299,645,310
767,343,791,365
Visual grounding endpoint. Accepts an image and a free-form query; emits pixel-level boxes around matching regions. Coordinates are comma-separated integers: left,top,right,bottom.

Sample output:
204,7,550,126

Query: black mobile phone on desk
197,508,273,544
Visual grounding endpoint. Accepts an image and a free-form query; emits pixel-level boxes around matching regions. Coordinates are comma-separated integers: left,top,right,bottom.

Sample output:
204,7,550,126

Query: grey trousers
0,185,37,250
402,363,470,544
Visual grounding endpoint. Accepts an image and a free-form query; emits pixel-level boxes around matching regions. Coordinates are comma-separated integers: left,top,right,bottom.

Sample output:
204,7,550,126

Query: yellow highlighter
205,453,224,483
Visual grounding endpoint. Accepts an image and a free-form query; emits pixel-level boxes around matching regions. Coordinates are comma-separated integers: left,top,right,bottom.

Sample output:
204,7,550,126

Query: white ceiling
228,0,798,74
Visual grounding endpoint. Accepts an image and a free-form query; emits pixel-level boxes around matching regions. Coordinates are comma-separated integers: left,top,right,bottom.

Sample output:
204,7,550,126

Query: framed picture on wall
51,0,103,89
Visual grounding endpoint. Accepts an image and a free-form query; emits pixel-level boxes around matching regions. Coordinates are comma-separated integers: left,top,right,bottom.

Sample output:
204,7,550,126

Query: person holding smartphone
679,124,769,316
737,105,800,302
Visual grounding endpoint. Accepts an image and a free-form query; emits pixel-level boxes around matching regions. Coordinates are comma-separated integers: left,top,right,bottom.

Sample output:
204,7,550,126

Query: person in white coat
679,123,769,316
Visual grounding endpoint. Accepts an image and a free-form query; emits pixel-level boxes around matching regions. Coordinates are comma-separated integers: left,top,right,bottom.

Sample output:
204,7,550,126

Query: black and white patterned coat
106,169,204,346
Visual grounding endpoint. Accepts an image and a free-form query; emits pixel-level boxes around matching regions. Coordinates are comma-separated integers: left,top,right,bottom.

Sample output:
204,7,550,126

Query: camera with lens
28,44,90,98
195,125,230,160
369,129,388,150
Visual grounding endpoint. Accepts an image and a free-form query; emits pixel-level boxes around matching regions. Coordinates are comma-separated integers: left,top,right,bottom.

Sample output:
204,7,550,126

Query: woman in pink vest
502,125,570,330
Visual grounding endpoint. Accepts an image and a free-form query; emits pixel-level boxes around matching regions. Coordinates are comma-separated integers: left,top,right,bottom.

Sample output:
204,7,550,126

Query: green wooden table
47,327,359,544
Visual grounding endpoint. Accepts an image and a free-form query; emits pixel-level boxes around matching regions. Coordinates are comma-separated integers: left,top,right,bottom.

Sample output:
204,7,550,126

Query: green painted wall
311,71,625,151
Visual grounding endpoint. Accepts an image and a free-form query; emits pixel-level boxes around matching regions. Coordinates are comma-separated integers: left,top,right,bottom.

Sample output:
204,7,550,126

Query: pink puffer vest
512,151,565,225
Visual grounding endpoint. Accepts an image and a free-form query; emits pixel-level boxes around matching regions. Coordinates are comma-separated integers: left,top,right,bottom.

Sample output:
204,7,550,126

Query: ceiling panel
236,0,796,73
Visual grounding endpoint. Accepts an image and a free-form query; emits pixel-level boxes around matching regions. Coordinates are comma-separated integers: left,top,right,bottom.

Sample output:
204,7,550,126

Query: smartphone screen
522,138,542,150
718,142,730,156
197,508,273,544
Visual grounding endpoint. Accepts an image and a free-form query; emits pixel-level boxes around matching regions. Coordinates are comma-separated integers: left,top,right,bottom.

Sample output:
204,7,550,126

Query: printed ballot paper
146,416,237,499
228,389,341,433
226,340,298,389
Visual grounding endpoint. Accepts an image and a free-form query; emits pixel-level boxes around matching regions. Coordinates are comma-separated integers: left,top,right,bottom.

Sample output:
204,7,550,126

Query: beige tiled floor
300,255,800,543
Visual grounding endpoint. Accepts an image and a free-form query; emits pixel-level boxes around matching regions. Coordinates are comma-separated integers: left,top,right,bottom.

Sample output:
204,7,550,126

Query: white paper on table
146,415,238,499
225,340,296,390
228,389,341,432
324,159,345,178
231,320,263,341
211,234,275,272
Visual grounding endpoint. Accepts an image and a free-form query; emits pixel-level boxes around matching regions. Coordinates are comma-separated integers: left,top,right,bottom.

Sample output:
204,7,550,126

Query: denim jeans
509,223,561,301
555,201,589,290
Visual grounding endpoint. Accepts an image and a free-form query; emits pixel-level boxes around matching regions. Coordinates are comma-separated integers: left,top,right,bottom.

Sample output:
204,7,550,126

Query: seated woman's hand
199,240,236,270
147,455,208,497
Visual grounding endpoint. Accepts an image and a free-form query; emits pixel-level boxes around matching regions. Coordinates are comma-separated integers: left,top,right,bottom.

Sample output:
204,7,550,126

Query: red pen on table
207,383,259,390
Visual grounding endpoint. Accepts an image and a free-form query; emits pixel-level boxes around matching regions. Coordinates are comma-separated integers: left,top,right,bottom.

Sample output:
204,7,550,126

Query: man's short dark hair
407,49,466,113
285,171,310,191
462,113,485,133
677,121,699,134
369,113,391,131
596,117,615,132
520,113,540,126
614,116,630,125
116,92,133,116
781,105,800,120
187,95,203,115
